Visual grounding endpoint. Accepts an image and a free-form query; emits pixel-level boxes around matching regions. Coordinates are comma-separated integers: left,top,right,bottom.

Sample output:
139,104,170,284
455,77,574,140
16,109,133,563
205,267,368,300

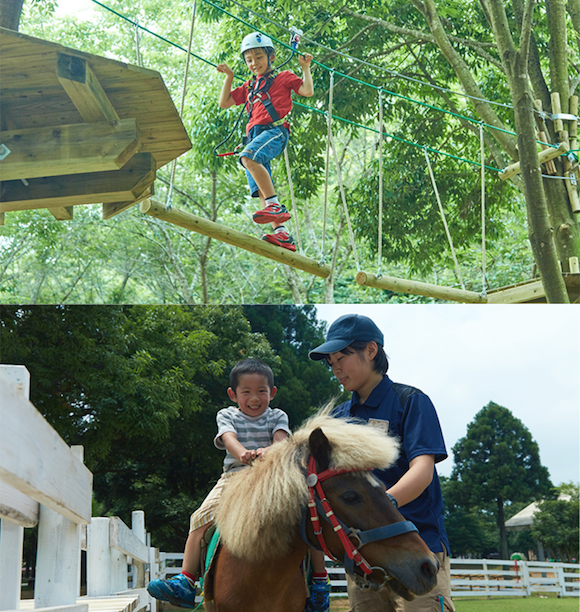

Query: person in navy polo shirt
309,314,455,612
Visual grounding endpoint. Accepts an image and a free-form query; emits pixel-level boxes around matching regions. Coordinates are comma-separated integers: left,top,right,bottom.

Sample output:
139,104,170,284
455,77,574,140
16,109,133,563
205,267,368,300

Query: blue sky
315,305,580,487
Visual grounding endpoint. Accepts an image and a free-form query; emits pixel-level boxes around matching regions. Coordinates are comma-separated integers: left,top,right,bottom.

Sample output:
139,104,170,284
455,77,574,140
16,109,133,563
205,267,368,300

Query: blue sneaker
304,575,330,612
147,573,197,608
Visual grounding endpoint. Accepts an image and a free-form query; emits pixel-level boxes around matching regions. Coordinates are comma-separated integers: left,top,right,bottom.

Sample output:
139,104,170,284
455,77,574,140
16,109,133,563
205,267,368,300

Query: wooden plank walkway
19,593,141,612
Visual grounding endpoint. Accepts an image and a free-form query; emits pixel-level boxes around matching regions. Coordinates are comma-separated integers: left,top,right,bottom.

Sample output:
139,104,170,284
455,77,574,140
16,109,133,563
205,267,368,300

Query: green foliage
6,0,554,303
0,304,340,550
531,483,580,561
451,402,552,506
449,402,552,558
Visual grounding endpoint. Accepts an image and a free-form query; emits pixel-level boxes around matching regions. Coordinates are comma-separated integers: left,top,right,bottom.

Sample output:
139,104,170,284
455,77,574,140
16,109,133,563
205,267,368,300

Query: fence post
521,561,531,596
0,519,25,610
557,564,566,597
34,446,85,608
0,365,30,611
132,511,146,589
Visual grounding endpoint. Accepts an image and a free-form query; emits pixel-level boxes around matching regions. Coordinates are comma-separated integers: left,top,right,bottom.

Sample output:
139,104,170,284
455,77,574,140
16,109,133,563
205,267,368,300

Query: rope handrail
197,0,556,148
218,0,517,112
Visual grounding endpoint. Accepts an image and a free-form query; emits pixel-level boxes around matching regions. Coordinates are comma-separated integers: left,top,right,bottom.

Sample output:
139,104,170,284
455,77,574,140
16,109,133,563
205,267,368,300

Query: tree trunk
0,0,24,30
496,496,509,560
511,61,570,302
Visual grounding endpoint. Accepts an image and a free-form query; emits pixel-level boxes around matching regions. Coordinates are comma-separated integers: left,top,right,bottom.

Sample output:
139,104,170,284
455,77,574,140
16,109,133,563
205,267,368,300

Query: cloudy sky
314,305,579,487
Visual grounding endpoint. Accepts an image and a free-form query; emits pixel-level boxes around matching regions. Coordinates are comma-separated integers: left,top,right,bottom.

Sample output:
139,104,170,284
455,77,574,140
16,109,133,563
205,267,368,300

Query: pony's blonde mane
215,411,399,562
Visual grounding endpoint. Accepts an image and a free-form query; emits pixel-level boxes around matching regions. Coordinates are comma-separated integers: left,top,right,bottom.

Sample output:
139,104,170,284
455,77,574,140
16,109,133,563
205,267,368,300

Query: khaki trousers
346,551,455,612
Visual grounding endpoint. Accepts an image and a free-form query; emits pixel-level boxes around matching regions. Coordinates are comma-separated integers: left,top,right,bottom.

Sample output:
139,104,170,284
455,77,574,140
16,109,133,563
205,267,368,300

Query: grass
452,594,579,612
326,593,579,612
162,593,579,612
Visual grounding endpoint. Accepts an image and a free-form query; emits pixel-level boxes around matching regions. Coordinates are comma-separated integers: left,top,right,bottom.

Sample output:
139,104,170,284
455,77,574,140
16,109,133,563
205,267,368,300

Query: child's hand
216,63,234,78
239,449,257,464
299,53,313,69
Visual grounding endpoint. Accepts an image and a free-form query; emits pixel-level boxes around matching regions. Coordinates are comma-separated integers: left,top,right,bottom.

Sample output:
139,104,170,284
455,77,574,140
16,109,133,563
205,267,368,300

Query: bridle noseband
301,456,418,588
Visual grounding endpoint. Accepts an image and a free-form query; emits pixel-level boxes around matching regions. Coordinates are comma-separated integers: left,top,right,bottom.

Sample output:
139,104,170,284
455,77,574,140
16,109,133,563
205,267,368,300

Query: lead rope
166,0,197,210
321,70,335,266
377,88,384,277
423,147,465,290
480,123,487,297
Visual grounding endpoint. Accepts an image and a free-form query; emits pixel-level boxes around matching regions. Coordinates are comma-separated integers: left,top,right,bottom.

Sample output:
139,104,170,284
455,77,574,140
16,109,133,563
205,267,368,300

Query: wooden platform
19,593,143,612
0,28,191,223
486,273,580,303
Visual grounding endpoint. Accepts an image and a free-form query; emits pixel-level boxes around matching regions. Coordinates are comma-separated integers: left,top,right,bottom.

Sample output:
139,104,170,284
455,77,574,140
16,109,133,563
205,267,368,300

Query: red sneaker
253,203,291,224
262,229,297,251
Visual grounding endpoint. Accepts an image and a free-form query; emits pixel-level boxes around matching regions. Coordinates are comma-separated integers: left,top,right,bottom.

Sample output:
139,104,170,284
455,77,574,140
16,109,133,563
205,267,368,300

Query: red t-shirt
231,70,303,135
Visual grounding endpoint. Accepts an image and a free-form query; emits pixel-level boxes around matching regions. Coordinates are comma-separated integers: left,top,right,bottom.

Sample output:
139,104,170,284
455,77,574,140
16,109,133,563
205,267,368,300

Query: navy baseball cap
309,314,384,361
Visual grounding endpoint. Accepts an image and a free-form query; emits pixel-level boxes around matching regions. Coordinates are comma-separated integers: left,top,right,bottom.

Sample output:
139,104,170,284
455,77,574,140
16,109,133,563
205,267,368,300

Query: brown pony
204,413,439,611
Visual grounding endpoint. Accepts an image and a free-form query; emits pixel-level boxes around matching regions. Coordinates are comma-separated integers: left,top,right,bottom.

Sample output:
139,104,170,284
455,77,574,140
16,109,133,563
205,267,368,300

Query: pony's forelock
215,410,400,562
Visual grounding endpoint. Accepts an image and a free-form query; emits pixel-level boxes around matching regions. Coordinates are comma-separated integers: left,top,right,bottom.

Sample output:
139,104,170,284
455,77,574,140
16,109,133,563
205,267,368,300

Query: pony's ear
309,427,331,473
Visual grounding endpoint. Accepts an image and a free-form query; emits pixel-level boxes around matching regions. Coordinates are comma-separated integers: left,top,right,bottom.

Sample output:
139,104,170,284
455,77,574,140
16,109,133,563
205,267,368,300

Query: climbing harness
213,28,302,158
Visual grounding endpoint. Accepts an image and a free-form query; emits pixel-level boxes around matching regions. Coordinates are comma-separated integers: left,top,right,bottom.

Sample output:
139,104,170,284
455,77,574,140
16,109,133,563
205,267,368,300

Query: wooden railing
0,365,157,612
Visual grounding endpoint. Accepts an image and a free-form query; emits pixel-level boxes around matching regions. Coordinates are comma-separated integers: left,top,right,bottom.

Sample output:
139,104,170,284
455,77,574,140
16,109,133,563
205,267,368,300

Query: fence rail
160,552,580,599
0,365,157,612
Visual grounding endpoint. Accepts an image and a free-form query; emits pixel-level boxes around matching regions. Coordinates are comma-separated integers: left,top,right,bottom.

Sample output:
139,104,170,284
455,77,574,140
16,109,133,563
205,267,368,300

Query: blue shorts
239,124,289,198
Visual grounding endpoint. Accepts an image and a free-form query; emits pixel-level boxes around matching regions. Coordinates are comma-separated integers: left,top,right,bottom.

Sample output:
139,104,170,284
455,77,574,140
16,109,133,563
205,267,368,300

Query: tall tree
450,401,552,559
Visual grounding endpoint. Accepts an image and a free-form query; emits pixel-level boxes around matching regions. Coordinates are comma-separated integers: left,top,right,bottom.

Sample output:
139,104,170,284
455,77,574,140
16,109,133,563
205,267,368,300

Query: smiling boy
216,32,314,251
147,358,290,608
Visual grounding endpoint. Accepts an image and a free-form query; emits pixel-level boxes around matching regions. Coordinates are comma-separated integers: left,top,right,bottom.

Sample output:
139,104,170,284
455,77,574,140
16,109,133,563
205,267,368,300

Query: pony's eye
340,491,362,505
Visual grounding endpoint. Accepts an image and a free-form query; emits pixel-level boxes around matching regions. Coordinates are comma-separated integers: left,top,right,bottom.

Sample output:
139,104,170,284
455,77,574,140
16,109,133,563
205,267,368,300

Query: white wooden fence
449,558,580,598
0,365,157,612
159,552,580,599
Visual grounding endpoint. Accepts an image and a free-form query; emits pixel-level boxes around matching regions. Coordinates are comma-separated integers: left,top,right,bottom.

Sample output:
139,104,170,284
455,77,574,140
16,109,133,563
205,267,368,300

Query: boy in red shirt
217,32,313,251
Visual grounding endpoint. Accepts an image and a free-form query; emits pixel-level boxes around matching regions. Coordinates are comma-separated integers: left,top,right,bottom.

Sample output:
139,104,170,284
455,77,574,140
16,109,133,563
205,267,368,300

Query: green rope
88,0,565,172
198,0,556,148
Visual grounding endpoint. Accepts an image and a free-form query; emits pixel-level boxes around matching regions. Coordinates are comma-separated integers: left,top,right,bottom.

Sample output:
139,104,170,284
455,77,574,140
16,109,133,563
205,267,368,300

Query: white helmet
240,32,275,57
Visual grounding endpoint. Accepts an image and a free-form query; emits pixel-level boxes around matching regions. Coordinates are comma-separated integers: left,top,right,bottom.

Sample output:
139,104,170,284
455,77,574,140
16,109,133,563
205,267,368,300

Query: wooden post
0,519,24,611
569,257,580,273
570,96,579,151
0,366,30,612
551,92,564,133
533,100,557,175
499,142,569,180
356,271,487,303
132,511,146,589
140,199,331,279
566,96,580,214
87,518,111,596
35,501,82,607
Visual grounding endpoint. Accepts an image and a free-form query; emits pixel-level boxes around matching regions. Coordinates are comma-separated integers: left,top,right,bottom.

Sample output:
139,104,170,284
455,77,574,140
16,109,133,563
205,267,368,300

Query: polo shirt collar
350,374,393,411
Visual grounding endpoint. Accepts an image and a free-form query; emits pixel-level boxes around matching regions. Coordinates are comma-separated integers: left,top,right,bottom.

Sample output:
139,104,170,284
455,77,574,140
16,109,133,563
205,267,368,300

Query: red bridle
306,456,374,575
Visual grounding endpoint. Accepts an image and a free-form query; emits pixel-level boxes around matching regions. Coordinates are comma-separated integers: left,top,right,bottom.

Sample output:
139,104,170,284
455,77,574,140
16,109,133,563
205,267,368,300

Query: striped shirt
214,406,291,471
